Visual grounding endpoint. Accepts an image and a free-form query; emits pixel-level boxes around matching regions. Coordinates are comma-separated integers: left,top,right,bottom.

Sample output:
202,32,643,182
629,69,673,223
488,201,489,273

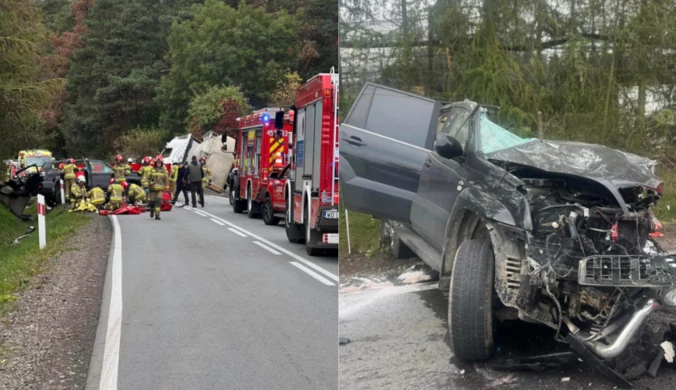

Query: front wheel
262,197,280,226
246,187,260,218
448,239,496,361
229,189,234,205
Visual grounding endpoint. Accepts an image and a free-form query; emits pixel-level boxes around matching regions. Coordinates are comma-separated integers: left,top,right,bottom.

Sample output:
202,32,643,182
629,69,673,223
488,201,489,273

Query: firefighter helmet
77,176,86,184
127,158,133,164
121,181,128,190
143,156,152,164
115,154,123,162
69,158,75,164
109,178,115,184
199,156,206,164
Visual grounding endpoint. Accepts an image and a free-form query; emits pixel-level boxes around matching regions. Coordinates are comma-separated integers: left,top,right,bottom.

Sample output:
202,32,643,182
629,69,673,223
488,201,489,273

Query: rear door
339,83,439,222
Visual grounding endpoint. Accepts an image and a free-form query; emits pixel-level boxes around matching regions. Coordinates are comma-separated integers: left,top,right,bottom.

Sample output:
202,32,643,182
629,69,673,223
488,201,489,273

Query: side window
102,163,113,173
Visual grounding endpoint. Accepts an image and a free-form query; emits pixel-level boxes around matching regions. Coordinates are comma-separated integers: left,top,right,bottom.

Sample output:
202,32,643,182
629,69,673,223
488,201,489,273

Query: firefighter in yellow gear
62,158,78,201
107,179,125,210
70,176,87,207
170,162,180,193
139,156,153,189
127,182,146,205
148,156,170,220
113,154,131,184
200,156,212,187
86,185,106,209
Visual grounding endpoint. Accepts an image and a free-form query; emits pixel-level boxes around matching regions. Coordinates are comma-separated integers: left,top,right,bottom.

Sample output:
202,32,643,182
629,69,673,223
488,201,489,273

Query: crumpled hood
487,140,662,190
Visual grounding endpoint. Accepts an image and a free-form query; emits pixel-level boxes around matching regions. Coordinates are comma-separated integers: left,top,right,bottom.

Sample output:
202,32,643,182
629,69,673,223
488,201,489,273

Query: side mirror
434,133,464,159
275,111,284,130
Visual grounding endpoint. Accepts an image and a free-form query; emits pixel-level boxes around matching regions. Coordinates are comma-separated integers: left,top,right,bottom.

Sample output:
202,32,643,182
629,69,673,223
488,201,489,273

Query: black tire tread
448,239,495,361
262,197,280,226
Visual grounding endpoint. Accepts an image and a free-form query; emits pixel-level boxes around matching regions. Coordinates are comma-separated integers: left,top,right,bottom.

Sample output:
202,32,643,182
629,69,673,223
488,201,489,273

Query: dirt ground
0,216,111,390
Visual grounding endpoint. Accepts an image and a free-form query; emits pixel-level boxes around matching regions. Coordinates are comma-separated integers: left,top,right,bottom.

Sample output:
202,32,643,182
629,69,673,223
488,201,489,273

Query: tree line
341,0,676,169
1,0,337,161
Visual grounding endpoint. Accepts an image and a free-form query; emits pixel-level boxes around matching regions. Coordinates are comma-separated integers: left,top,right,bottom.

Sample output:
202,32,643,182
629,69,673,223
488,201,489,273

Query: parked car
340,83,674,381
41,158,141,206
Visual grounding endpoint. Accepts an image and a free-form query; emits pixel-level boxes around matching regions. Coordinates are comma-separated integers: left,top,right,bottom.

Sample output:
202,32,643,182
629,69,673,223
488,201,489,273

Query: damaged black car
339,83,675,387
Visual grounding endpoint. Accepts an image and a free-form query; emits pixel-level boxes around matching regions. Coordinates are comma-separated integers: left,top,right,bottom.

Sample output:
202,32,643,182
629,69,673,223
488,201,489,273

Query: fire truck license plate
323,210,338,219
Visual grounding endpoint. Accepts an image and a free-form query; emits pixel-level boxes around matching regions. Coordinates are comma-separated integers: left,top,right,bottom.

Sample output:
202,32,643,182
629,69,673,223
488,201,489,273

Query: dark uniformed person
187,156,204,208
172,162,189,206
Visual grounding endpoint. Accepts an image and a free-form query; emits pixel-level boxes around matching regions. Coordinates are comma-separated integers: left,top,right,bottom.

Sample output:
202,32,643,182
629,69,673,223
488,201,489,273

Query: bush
118,127,168,161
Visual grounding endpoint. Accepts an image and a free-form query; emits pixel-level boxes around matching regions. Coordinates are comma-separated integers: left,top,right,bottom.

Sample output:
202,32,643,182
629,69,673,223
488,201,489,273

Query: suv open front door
339,83,438,223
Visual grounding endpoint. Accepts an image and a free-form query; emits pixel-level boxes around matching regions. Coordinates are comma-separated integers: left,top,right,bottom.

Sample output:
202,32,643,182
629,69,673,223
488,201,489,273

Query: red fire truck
283,71,340,255
231,108,293,217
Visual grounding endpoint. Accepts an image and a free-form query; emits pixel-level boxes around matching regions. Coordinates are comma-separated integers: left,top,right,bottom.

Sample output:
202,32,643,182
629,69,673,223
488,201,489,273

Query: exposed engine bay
491,165,676,385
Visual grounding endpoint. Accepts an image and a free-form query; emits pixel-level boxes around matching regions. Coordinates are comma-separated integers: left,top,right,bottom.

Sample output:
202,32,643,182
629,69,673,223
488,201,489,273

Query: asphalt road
339,281,676,390
87,194,338,390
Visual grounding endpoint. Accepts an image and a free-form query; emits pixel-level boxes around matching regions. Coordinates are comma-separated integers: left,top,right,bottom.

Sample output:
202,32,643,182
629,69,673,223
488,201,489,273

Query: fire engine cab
231,108,293,217
283,71,340,255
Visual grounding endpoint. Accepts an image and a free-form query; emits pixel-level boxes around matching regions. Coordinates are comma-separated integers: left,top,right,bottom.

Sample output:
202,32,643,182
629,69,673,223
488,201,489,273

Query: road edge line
253,240,282,255
290,262,335,286
100,215,122,389
201,210,339,282
228,227,248,237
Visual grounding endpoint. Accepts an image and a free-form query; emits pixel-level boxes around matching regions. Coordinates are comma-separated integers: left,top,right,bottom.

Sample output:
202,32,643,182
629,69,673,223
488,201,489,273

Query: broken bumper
578,254,676,288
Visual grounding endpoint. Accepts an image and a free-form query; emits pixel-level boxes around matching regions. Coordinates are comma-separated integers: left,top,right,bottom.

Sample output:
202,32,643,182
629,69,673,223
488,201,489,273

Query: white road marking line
290,262,335,286
200,210,339,282
194,210,207,217
253,241,281,255
210,218,225,226
100,215,122,389
228,227,248,237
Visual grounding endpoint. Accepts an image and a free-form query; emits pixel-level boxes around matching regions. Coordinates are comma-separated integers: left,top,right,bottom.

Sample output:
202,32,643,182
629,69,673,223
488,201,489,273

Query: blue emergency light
262,113,269,122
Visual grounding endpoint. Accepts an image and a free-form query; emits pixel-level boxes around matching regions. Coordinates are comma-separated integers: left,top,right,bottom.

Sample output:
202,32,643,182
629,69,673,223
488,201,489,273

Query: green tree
0,0,63,162
187,85,252,133
118,127,169,161
157,0,300,135
63,0,171,157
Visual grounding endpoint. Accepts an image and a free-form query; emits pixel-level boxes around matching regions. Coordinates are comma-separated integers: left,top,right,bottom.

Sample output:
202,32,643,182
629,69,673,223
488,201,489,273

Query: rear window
345,84,438,149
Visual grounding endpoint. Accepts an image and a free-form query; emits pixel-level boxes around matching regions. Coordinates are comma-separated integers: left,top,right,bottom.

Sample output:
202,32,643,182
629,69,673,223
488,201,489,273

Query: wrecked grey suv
339,83,675,385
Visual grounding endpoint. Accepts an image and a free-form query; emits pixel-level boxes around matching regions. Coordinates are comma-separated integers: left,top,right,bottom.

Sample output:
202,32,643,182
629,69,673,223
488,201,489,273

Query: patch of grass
0,204,91,313
339,198,382,256
655,167,676,224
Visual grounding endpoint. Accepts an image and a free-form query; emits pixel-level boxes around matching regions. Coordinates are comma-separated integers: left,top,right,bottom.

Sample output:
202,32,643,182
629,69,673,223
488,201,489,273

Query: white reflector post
345,209,351,254
37,194,47,250
60,179,65,205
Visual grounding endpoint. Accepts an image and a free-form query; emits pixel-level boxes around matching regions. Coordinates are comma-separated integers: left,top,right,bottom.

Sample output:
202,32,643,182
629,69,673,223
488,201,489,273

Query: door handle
341,136,366,147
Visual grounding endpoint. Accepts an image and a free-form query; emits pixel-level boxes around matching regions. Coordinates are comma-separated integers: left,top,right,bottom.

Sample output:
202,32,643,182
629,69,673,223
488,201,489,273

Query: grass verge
0,203,92,313
339,199,382,256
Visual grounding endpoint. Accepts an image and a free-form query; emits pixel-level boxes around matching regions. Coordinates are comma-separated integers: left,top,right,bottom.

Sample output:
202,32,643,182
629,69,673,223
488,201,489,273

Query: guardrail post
60,179,66,205
37,194,46,250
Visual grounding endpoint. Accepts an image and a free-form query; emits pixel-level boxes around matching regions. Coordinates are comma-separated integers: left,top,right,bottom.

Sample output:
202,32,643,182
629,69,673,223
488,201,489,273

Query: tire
304,202,321,256
448,239,495,361
285,195,304,244
232,190,245,214
229,189,234,206
246,186,260,218
262,197,280,226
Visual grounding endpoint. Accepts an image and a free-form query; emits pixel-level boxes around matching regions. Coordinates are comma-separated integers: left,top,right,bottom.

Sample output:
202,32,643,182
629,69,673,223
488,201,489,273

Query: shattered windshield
25,157,52,167
478,113,535,155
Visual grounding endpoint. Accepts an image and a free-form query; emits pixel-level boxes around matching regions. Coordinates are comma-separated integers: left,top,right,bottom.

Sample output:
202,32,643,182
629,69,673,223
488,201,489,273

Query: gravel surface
0,216,111,390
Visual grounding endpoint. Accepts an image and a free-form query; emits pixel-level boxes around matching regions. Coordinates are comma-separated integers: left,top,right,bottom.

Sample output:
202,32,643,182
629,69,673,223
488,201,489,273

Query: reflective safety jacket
140,165,153,187
71,183,85,198
202,164,212,183
128,183,146,200
150,167,170,192
171,165,179,182
87,187,106,204
108,183,124,203
63,163,78,179
113,164,131,183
